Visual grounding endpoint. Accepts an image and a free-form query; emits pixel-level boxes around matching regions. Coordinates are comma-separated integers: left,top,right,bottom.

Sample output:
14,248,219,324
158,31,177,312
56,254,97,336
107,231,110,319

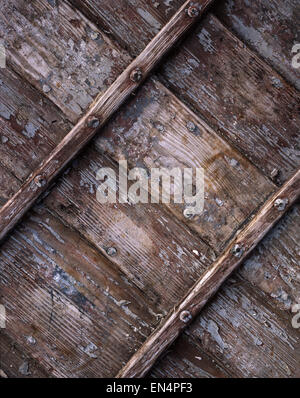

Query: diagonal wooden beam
117,169,300,377
0,0,215,242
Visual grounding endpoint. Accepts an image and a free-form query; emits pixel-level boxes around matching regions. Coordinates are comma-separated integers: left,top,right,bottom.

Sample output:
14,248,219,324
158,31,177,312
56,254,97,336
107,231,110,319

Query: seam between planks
117,168,300,377
0,0,215,243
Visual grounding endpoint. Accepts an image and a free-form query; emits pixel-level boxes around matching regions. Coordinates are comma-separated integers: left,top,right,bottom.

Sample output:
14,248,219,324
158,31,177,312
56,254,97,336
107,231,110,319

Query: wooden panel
0,204,165,377
0,166,21,207
0,67,71,187
0,332,49,378
150,205,300,378
214,0,300,90
44,147,216,311
95,78,274,251
0,0,131,123
69,0,187,56
158,14,300,184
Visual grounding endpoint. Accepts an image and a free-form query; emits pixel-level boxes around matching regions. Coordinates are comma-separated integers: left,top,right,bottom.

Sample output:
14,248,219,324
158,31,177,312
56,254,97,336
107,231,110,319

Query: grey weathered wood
0,0,215,243
117,169,300,377
95,77,274,251
158,14,300,184
214,0,300,90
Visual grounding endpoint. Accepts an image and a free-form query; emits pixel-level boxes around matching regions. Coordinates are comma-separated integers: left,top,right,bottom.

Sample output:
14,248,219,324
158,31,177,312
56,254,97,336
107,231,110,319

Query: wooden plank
0,0,215,243
0,0,131,123
0,67,71,207
151,204,300,377
158,14,300,184
95,77,274,251
0,332,50,378
150,273,300,377
44,149,215,310
214,0,300,90
0,204,165,377
151,202,300,379
117,169,300,377
69,0,187,56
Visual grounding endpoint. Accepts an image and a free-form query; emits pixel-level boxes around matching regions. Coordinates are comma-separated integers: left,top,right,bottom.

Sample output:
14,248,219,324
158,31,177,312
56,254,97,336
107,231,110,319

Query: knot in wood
34,174,47,188
232,243,244,258
274,198,288,211
87,116,100,129
187,5,199,18
179,310,192,323
130,68,142,83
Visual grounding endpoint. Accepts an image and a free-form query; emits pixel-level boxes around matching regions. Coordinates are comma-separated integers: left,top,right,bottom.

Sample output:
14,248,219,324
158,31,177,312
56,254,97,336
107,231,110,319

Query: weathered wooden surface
150,205,300,378
96,77,274,251
158,13,300,184
0,0,215,244
69,0,187,56
117,170,300,377
0,0,131,123
45,149,215,309
0,204,168,377
0,67,71,206
0,332,50,378
215,0,300,90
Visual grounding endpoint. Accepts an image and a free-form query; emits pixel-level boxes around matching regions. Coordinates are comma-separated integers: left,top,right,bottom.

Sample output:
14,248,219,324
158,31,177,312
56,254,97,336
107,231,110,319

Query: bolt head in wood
130,68,142,83
106,247,117,256
34,175,47,188
179,310,192,323
274,198,288,211
187,5,199,18
232,243,244,258
87,116,100,129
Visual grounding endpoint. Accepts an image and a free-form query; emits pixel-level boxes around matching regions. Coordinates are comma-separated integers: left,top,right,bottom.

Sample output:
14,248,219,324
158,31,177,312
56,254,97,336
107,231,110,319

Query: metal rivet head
180,310,192,323
274,198,288,211
106,247,117,256
34,175,47,188
130,68,142,83
187,5,199,18
87,116,100,129
183,208,194,219
232,243,244,258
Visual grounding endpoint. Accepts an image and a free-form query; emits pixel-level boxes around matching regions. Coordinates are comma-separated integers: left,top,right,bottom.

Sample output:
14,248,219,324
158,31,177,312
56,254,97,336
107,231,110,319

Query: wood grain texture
0,0,131,123
44,148,215,310
0,204,168,377
96,77,274,251
151,205,300,378
0,67,71,206
69,0,187,56
0,331,50,378
158,14,300,184
0,0,214,243
214,0,300,90
117,169,300,377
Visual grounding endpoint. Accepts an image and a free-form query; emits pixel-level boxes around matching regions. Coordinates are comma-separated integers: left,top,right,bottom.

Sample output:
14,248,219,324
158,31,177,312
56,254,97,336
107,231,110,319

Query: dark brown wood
214,0,300,91
150,205,300,378
117,169,300,377
158,13,300,184
0,0,215,243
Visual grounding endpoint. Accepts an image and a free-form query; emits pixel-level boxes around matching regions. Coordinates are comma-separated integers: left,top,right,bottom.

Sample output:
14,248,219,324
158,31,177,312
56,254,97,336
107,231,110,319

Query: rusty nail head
87,116,100,129
106,247,117,256
34,174,47,188
274,198,288,211
180,310,192,323
187,5,199,18
232,243,244,258
130,68,142,83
